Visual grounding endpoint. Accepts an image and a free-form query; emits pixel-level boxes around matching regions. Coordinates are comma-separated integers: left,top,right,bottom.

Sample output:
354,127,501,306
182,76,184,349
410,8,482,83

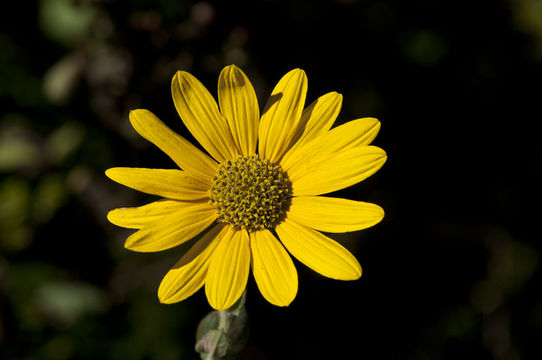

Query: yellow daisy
106,65,387,310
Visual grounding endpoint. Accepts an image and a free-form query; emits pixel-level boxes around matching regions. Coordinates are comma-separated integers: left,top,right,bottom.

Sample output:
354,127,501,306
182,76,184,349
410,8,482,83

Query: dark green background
1,0,540,358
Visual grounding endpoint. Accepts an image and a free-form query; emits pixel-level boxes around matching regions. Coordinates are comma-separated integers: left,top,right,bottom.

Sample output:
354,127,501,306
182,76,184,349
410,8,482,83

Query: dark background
1,0,541,359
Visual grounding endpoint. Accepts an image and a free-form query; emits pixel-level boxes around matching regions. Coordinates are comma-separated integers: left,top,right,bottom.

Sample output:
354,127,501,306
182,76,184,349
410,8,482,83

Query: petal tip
333,262,362,281
371,146,387,160
123,232,148,253
275,293,297,307
353,267,363,280
294,68,307,79
158,297,171,304
171,70,185,87
106,209,117,223
376,204,385,219
369,206,385,227
205,291,233,311
173,70,193,82
223,64,239,72
157,294,177,305
285,68,307,81
104,167,128,182
128,109,151,124
104,168,116,179
128,108,141,117
123,239,136,251
341,263,362,281
270,300,294,307
157,282,174,304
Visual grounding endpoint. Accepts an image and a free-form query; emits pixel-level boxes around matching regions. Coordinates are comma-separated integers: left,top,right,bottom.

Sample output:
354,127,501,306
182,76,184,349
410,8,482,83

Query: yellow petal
205,227,251,310
124,201,217,252
288,92,342,153
129,109,218,182
281,117,381,172
258,69,307,163
105,167,210,200
218,65,259,156
289,146,387,196
287,196,384,233
158,224,227,304
171,71,239,162
354,117,381,146
250,230,298,306
276,218,362,280
107,199,191,229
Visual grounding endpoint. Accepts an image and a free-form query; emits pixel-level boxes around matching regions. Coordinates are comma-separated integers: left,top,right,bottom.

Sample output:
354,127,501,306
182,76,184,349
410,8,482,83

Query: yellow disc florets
210,155,292,232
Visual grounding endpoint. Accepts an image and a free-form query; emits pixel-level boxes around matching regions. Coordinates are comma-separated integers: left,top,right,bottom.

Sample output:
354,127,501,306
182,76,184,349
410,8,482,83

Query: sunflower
106,65,387,310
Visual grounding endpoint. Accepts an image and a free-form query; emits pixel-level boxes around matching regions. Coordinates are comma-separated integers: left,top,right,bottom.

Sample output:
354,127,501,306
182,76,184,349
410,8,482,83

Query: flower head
106,65,387,310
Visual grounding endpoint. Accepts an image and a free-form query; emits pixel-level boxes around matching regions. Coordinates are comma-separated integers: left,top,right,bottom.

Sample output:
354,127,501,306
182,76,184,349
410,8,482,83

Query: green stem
218,308,229,332
203,310,228,360
196,291,249,360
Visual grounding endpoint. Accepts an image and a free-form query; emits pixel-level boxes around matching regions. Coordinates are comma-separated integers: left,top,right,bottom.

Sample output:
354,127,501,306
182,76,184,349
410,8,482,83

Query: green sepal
195,292,249,360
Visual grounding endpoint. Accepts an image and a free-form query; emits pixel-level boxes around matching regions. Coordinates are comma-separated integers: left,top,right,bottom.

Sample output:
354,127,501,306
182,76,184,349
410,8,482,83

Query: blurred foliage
39,0,96,47
0,0,541,359
512,0,542,59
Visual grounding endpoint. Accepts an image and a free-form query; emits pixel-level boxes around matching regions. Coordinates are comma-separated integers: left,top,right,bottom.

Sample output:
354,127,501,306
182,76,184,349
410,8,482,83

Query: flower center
210,155,292,232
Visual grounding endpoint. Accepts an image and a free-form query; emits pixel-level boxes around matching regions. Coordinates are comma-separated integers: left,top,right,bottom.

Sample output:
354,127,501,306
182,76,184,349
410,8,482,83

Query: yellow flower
106,65,387,310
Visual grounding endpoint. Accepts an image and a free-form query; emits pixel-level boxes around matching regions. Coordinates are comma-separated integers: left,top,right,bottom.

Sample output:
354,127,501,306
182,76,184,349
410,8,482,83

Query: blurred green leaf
0,177,32,251
39,0,95,46
43,55,84,105
6,262,68,331
45,121,85,164
402,29,448,66
32,173,68,223
34,281,107,328
512,0,542,58
0,135,41,171
0,122,41,171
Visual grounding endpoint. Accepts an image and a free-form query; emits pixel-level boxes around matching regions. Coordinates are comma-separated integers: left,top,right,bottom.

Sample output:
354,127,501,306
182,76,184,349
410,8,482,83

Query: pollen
210,155,292,232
